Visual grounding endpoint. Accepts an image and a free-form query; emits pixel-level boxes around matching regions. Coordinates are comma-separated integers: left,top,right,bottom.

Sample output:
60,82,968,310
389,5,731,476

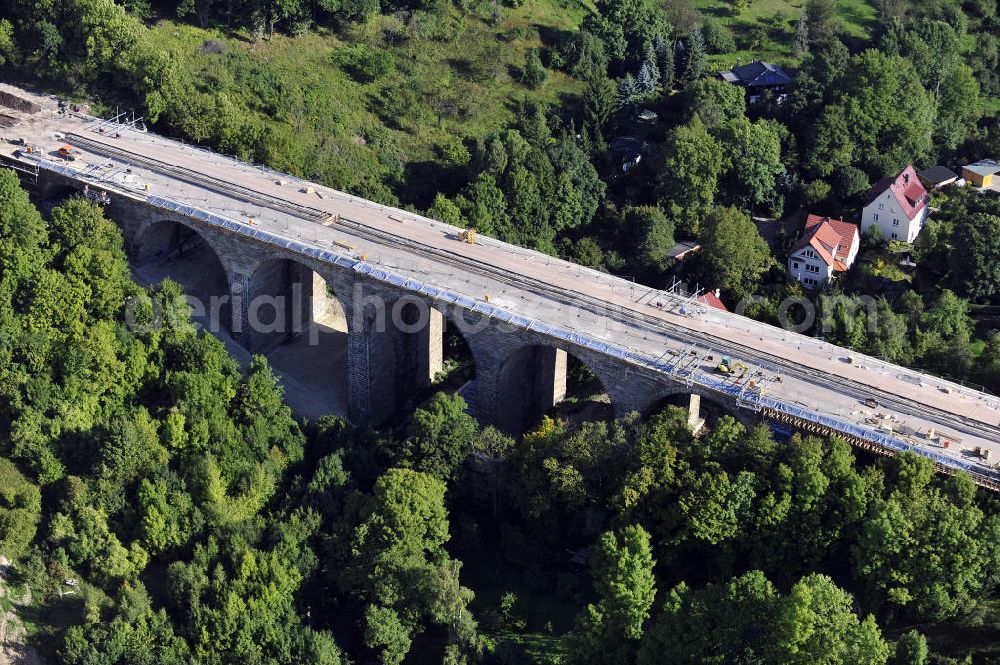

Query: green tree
621,206,675,275
522,49,547,89
681,26,706,83
639,570,890,664
456,173,512,240
806,50,934,176
803,0,840,46
427,194,466,227
683,76,747,127
717,118,784,208
698,206,774,298
852,453,998,620
60,584,191,665
655,34,675,88
949,213,1000,302
582,74,617,146
0,457,41,559
894,630,928,665
403,393,479,481
655,117,724,235
935,63,981,153
346,468,479,663
833,165,870,201
768,574,890,664
569,525,657,663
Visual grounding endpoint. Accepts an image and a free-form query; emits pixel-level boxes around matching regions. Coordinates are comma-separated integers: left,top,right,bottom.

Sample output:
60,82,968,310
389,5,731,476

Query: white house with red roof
860,165,929,243
787,214,860,287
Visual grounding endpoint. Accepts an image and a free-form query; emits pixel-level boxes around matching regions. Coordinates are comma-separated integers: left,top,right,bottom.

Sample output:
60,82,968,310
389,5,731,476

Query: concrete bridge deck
3,82,1000,487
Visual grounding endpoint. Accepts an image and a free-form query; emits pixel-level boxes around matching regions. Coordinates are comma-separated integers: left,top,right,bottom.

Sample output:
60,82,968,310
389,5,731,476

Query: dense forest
1,0,1000,661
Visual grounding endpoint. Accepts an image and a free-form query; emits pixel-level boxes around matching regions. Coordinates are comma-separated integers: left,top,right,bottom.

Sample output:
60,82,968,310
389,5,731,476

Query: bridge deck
3,82,1000,485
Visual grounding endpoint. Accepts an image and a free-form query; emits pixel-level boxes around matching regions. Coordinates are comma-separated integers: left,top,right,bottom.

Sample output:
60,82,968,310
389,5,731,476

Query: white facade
860,189,927,243
788,247,834,287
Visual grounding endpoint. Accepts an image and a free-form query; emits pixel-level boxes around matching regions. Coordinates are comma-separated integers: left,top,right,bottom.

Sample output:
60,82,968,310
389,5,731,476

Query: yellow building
963,159,1000,188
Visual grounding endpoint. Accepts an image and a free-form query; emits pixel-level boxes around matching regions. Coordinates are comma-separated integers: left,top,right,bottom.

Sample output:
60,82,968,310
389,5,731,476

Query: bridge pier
346,288,446,424
688,393,705,434
243,259,316,352
487,345,568,435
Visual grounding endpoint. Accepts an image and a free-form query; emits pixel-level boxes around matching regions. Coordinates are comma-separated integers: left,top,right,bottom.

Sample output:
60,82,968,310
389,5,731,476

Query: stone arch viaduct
41,173,716,432
5,94,1000,488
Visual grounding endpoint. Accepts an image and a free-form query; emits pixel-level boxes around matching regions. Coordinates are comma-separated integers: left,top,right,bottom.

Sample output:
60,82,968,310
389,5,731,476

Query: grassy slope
146,0,590,204
696,0,878,67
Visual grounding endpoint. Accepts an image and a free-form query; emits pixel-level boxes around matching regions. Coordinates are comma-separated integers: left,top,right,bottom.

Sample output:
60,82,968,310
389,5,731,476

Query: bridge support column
230,270,250,348
347,293,445,426
244,260,316,353
480,345,567,435
396,306,443,394
688,393,705,435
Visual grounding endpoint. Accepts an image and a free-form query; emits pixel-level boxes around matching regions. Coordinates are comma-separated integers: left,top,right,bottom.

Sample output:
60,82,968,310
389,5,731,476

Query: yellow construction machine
716,357,748,375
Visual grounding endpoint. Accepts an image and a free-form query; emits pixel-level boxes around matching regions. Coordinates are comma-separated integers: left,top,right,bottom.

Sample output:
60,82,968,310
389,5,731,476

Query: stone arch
36,182,84,215
133,218,232,335
244,256,349,352
242,255,353,419
648,385,758,431
357,294,486,419
494,342,616,435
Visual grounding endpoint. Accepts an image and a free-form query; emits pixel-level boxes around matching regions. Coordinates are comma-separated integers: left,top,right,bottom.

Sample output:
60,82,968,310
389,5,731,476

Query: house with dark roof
861,165,929,243
917,165,959,189
787,214,860,288
608,136,644,173
719,61,791,103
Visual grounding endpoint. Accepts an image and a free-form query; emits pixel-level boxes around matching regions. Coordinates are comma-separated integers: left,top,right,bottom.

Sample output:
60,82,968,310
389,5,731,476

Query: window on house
874,214,879,221
893,219,899,226
879,203,884,209
792,261,800,269
891,232,897,239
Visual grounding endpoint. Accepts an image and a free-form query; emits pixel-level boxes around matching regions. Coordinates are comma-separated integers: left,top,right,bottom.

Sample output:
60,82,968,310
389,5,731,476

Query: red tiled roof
866,165,929,221
791,214,859,271
697,290,728,312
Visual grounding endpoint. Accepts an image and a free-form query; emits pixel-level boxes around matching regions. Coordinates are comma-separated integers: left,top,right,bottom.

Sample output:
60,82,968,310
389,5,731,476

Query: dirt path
0,557,43,665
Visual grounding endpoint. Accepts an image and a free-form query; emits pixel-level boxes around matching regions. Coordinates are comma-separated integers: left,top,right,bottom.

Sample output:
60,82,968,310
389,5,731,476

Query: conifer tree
655,34,675,88
617,73,640,108
682,27,706,84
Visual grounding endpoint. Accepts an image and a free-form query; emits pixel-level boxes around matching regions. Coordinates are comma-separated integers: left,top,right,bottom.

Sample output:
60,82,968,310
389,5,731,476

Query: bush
803,179,832,207
331,44,396,82
522,49,547,88
0,457,41,559
200,39,226,54
702,21,737,54
832,165,870,201
438,137,471,167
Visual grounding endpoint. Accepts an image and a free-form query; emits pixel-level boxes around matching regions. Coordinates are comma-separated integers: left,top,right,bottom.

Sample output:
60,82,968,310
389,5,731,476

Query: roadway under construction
3,82,1000,489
